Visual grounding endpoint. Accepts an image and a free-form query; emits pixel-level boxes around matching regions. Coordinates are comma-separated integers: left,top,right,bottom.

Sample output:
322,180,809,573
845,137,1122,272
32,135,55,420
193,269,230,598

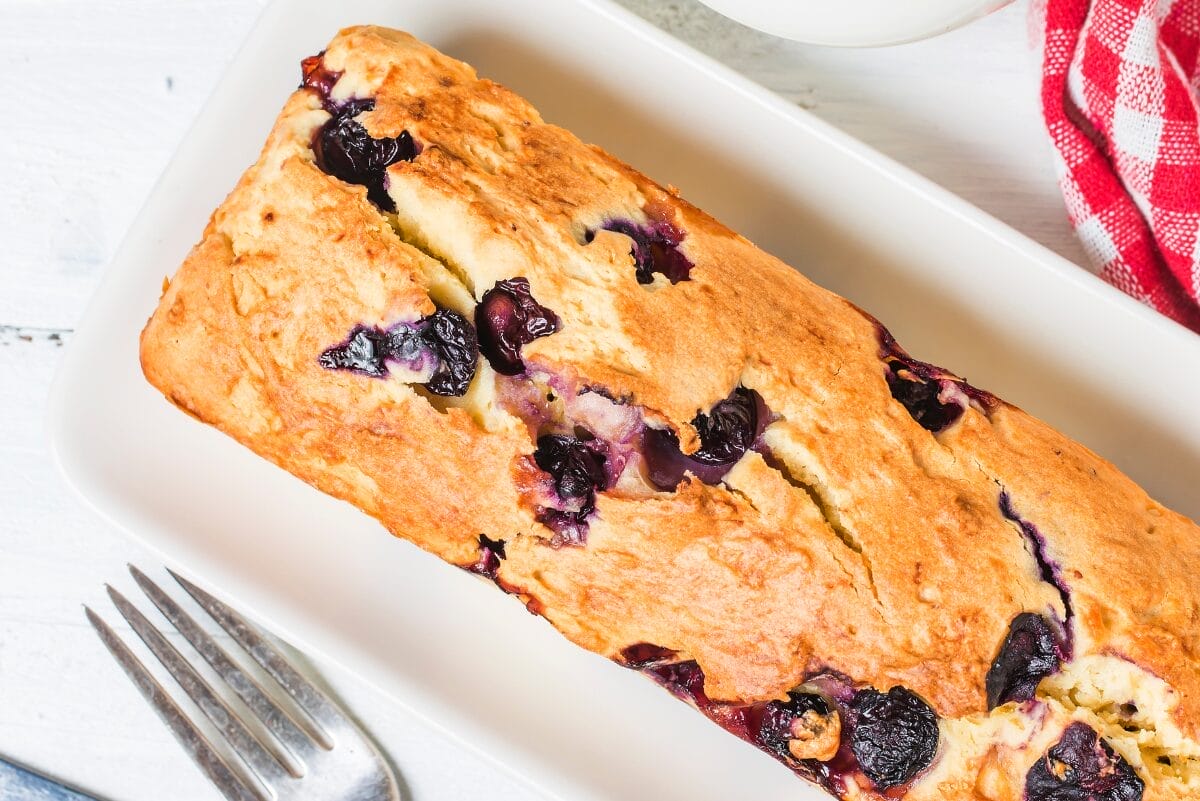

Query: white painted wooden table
0,1,1085,799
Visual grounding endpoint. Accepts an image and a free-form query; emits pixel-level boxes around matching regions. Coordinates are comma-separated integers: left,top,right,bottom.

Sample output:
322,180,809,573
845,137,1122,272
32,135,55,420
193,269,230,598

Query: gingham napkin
1040,0,1200,333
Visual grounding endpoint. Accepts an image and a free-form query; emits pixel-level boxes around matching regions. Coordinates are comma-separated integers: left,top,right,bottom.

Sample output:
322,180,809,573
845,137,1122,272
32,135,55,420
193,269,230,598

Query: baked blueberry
985,612,1061,708
534,508,591,545
848,686,939,790
532,433,609,545
475,278,561,375
319,308,478,396
874,325,997,432
756,692,836,759
618,643,678,668
300,52,341,101
467,534,506,580
642,387,768,489
885,359,964,432
312,98,417,212
419,308,479,396
318,325,391,377
534,434,609,503
590,218,693,285
693,387,762,464
1025,723,1143,800
646,658,709,702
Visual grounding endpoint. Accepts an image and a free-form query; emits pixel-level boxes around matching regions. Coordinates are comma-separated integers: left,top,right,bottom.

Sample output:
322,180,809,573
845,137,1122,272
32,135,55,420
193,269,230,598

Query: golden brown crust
140,25,1200,799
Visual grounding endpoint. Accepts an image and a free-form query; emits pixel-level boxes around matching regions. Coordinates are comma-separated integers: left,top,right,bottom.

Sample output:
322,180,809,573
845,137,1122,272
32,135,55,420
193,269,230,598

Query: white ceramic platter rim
48,1,1200,800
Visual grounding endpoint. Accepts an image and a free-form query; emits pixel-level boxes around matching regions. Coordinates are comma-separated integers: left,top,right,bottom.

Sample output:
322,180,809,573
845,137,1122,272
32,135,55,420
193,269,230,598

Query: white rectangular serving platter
49,1,1200,799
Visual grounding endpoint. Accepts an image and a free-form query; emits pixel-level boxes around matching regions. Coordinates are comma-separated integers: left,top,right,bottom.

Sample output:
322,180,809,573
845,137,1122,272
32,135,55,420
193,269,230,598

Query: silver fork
85,565,399,801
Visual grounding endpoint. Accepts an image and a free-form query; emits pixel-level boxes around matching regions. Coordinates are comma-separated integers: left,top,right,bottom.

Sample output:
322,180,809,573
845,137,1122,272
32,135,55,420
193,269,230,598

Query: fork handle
0,757,100,801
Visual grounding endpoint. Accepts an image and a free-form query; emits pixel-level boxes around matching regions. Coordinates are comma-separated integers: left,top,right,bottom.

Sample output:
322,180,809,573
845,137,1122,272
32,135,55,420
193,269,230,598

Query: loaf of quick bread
139,26,1200,800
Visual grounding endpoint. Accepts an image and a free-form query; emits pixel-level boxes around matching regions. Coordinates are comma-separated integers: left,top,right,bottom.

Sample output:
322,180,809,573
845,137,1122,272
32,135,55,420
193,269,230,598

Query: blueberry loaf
140,26,1200,800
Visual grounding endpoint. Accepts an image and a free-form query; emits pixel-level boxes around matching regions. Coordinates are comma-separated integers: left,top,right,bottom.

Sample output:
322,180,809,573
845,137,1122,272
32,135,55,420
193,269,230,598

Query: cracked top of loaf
140,25,1200,800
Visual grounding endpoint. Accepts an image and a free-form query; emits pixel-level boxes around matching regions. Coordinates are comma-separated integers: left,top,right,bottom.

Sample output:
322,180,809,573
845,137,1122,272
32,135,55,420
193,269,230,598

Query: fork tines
85,565,390,801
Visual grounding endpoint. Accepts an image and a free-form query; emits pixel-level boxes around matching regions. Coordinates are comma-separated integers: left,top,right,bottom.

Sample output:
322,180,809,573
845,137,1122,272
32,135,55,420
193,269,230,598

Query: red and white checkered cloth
1040,0,1200,333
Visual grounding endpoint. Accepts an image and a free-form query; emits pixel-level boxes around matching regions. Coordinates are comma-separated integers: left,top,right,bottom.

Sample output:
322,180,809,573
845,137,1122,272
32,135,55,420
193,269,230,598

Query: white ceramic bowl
696,0,1012,46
